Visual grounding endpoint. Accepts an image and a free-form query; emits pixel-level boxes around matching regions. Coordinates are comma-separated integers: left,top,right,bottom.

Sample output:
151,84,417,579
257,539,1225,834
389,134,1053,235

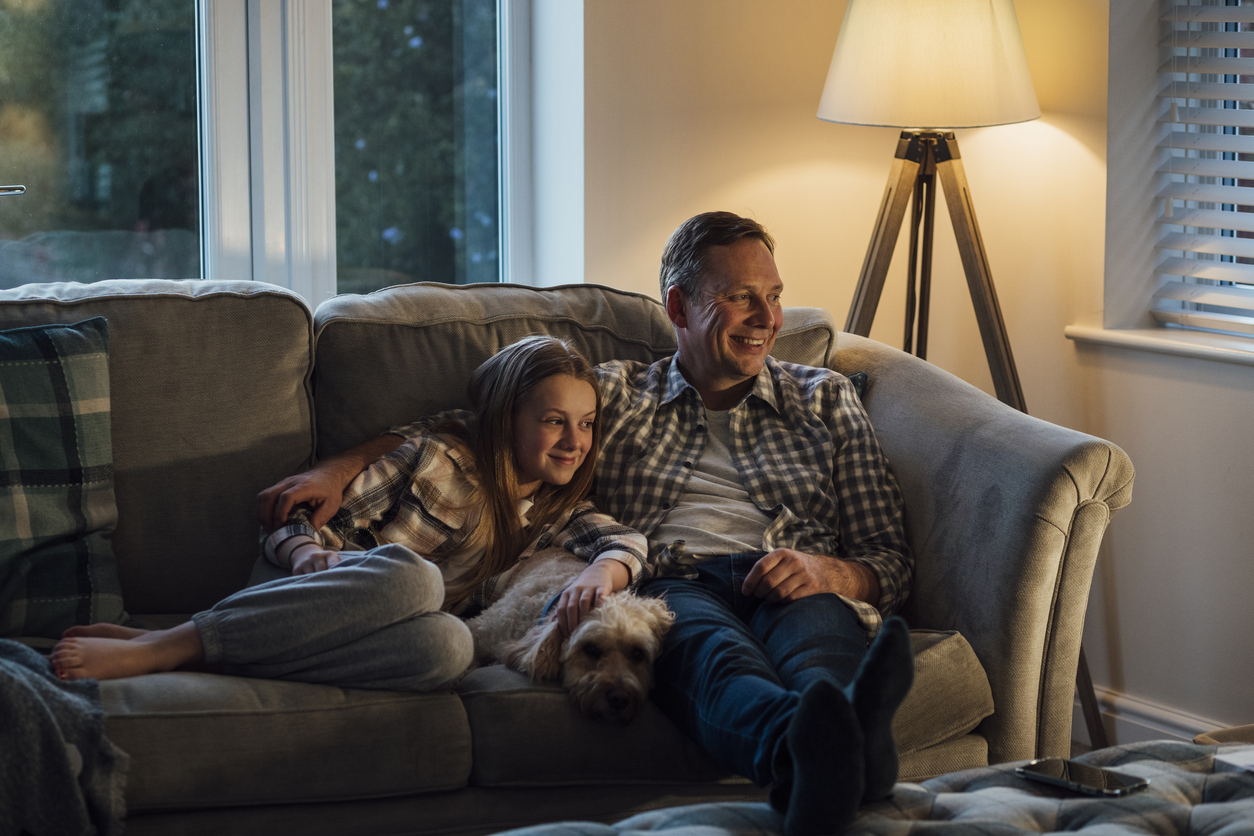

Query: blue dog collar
537,592,562,626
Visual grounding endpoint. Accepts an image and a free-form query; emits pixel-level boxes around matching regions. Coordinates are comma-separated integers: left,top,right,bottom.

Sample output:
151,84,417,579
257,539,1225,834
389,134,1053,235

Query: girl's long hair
439,335,601,608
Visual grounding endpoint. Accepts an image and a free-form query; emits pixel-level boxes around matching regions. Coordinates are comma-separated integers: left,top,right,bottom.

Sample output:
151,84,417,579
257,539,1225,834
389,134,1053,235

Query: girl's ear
503,619,565,681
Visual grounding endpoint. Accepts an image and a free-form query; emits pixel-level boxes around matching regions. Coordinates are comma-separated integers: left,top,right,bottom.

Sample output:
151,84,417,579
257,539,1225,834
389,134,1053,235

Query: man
258,212,914,836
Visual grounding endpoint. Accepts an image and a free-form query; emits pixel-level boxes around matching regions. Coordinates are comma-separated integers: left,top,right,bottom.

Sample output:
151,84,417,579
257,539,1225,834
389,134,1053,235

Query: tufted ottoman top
490,741,1254,836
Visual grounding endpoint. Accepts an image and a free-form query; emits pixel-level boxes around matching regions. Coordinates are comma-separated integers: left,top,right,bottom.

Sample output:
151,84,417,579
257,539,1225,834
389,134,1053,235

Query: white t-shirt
650,409,772,555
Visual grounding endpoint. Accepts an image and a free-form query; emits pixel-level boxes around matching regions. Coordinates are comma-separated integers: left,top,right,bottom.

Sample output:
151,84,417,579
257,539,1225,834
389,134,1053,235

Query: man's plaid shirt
263,434,649,610
592,356,911,635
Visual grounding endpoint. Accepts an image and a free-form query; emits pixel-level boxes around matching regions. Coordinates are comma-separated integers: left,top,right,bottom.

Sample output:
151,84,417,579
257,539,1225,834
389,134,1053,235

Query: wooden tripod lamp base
845,130,1026,413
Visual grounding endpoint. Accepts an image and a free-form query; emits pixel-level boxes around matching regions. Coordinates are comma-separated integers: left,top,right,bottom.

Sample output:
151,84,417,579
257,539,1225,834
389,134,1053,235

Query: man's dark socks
845,615,914,802
782,679,864,836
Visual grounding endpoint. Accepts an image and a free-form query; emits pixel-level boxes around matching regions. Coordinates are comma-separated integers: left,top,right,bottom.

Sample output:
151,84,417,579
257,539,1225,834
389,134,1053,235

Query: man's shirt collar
661,357,692,405
661,355,783,414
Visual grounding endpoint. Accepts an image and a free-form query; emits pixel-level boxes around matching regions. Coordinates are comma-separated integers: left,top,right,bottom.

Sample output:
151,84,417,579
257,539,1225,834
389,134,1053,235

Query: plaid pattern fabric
264,433,648,608
593,356,911,635
0,317,125,639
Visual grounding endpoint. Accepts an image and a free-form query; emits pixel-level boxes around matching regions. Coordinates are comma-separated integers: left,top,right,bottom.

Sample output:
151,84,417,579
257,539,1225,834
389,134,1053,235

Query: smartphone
1014,758,1149,796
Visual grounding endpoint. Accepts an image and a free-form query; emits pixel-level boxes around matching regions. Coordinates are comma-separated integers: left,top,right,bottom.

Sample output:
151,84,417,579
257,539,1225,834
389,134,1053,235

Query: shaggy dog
466,548,674,725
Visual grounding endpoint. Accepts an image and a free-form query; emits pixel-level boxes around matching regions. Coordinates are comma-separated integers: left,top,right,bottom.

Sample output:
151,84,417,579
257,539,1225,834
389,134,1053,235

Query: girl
51,336,648,690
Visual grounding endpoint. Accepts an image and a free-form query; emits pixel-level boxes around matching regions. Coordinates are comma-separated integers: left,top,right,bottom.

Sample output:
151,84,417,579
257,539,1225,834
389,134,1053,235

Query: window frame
197,0,544,301
198,0,335,304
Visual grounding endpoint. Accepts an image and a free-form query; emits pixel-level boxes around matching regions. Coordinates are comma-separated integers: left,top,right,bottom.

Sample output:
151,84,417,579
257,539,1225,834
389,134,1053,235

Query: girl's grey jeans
192,543,473,691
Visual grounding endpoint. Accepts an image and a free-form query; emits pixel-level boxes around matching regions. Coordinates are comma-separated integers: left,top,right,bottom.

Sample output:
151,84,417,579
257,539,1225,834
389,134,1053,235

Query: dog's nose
607,687,640,725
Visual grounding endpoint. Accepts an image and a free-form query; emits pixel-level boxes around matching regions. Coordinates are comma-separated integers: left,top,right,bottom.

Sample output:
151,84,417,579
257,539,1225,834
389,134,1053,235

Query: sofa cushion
0,281,316,615
456,664,733,788
101,671,472,811
0,317,126,637
899,734,989,783
311,282,836,458
895,630,993,756
458,629,992,788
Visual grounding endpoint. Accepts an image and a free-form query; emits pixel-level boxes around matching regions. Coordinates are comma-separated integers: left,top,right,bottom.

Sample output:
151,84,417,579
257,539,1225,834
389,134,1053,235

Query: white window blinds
1156,1,1254,335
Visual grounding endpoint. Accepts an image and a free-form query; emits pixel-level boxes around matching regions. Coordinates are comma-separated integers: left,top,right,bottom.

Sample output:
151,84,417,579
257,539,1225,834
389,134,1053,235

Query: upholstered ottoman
489,741,1254,836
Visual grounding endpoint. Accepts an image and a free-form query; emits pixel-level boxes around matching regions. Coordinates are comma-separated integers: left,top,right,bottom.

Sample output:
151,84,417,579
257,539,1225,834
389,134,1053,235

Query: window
3,0,530,300
0,0,201,289
332,0,500,293
1155,0,1254,336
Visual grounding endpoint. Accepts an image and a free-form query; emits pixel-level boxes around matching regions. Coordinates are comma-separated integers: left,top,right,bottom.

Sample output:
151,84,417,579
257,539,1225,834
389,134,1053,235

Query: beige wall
584,0,1105,430
583,0,1253,740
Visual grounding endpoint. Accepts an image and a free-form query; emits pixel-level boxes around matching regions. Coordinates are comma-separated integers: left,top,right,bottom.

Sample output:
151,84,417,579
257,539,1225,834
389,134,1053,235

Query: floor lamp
817,0,1109,750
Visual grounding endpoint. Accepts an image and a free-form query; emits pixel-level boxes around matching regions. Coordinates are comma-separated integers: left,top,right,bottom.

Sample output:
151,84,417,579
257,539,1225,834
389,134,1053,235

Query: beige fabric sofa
0,279,1133,836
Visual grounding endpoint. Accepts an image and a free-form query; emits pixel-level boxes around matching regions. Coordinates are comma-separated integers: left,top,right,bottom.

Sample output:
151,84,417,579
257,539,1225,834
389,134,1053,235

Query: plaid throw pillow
0,317,126,639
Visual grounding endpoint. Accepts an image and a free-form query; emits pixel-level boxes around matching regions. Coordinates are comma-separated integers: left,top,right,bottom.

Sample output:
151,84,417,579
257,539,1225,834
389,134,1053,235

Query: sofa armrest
830,332,1133,765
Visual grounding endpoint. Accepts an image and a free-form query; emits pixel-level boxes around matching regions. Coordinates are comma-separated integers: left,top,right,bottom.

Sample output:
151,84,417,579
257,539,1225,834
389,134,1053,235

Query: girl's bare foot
50,622,204,681
62,623,150,640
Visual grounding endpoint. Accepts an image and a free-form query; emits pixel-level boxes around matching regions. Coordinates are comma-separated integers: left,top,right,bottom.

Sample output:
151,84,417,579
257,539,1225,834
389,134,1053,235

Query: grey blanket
0,640,129,836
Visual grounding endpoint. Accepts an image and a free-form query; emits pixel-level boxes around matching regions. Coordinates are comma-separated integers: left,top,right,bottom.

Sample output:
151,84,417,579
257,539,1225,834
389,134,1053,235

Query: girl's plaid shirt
262,433,649,610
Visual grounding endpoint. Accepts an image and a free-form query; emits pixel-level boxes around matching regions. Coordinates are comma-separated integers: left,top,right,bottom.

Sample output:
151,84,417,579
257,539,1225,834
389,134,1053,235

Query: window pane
0,0,200,289
333,0,499,293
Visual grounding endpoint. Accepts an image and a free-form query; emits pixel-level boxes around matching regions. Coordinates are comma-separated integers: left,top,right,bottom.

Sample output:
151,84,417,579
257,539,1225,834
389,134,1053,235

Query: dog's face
505,592,674,726
562,593,673,725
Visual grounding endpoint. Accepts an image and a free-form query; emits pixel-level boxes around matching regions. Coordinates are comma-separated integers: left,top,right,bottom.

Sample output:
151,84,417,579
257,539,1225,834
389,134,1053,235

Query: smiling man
588,212,914,836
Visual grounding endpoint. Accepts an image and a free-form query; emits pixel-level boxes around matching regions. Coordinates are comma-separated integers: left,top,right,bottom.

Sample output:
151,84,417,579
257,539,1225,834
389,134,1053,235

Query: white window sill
1065,325,1254,367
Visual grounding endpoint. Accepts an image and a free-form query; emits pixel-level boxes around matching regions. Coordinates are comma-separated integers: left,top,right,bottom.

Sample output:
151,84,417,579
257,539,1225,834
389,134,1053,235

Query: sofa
0,279,1134,836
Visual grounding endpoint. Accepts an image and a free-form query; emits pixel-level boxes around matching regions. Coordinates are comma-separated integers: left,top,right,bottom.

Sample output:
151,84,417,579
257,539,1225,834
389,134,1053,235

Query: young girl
50,336,648,690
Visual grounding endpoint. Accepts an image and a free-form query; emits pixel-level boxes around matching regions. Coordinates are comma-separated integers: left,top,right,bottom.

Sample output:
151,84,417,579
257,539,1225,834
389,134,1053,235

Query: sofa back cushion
313,282,836,458
0,281,315,615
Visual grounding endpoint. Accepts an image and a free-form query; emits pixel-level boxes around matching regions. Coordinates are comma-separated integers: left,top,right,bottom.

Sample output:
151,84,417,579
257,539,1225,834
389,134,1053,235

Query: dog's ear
641,597,676,637
504,620,565,682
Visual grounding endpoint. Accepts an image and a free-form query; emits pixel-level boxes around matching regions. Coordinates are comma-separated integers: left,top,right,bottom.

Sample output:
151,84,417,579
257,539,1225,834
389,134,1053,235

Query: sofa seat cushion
895,630,993,756
101,671,471,811
899,734,988,783
457,664,735,788
458,629,993,788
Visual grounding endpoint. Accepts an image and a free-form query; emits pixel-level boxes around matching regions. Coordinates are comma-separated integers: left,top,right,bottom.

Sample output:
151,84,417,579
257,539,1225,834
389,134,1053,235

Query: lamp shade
817,0,1040,129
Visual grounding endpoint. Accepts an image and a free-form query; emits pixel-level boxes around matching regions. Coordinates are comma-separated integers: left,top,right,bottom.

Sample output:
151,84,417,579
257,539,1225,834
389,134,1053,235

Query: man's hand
289,542,343,575
555,559,630,637
256,434,405,531
257,469,353,533
741,548,880,606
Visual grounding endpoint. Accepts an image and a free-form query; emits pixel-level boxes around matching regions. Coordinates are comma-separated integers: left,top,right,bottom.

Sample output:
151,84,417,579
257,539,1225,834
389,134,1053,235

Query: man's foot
783,680,864,836
49,623,203,681
845,615,914,802
62,623,150,640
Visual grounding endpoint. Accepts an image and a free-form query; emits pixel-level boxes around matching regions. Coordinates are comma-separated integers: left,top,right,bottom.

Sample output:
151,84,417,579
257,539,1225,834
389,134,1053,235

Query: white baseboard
1072,686,1226,748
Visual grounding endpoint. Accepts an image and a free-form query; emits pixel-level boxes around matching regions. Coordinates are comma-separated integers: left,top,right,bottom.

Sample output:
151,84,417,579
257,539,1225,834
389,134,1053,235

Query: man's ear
665,286,688,328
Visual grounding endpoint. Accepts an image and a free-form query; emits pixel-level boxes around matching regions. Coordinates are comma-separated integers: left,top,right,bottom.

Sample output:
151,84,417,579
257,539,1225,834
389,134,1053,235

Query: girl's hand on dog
557,559,630,636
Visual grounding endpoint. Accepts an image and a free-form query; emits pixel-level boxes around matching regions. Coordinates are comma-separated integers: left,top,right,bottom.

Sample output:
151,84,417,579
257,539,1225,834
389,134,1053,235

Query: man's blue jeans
642,552,868,787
